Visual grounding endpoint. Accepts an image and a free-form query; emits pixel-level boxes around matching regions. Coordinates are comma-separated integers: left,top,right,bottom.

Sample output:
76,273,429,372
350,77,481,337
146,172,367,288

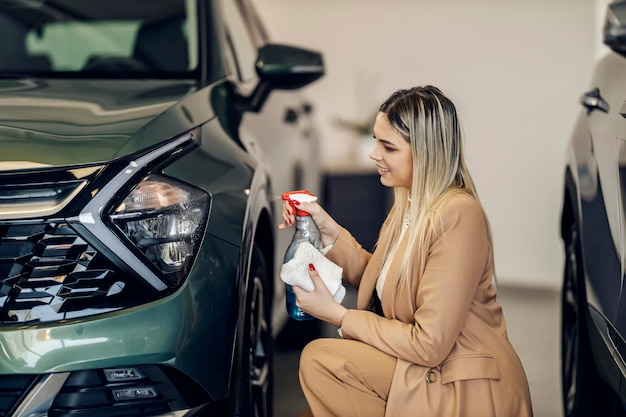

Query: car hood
0,79,214,171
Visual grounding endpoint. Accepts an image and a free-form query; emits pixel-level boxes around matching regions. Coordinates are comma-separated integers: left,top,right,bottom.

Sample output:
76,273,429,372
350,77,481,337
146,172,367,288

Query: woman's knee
299,338,329,374
300,338,353,379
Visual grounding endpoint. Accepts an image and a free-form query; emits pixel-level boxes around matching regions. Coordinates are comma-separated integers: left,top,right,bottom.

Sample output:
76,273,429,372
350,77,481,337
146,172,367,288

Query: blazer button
425,371,437,383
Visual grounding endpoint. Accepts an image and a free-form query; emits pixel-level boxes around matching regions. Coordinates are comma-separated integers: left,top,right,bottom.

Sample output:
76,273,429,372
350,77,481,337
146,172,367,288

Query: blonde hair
377,86,494,289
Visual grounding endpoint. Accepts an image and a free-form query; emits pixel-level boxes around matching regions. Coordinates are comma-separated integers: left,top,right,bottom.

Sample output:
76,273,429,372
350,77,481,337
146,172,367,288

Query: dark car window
0,0,200,78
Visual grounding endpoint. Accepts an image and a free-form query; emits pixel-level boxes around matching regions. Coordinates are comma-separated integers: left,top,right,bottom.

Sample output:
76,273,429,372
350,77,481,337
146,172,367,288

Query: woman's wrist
321,226,340,248
332,305,348,328
321,235,338,248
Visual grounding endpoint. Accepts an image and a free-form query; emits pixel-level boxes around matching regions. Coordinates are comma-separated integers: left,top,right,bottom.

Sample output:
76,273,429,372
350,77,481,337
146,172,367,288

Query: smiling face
370,112,413,189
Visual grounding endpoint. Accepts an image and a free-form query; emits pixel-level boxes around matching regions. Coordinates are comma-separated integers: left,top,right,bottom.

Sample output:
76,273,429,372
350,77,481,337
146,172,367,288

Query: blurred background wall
254,0,611,290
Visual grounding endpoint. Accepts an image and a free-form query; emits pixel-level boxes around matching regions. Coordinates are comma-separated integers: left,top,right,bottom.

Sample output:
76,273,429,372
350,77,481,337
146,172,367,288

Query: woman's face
370,112,413,189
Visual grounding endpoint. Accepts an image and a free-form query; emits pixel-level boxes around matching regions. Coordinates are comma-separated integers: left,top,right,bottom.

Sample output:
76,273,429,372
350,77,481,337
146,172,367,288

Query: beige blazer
326,193,533,417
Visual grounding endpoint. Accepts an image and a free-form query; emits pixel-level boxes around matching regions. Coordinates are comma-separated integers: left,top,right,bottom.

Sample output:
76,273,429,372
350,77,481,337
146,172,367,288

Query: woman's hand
278,200,341,248
292,263,347,327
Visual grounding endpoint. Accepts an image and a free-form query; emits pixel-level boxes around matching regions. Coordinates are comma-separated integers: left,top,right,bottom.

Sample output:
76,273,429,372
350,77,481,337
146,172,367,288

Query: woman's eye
384,146,395,152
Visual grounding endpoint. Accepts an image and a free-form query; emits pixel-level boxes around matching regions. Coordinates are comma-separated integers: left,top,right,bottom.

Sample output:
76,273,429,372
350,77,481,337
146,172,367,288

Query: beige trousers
298,338,397,417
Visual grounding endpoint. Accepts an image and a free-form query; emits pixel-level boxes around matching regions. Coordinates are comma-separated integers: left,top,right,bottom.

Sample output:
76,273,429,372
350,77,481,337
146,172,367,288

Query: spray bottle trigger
281,190,317,216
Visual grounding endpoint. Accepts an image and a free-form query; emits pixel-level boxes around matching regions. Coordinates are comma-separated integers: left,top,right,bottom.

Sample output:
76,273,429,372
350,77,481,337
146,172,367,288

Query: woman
279,86,533,417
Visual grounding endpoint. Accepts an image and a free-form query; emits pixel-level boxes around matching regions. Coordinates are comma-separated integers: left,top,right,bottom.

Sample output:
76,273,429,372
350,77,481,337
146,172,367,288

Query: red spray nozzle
281,190,317,216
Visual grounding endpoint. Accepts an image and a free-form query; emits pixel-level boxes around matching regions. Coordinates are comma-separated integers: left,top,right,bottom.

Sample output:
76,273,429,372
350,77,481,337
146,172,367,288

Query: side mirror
604,0,626,55
245,43,324,112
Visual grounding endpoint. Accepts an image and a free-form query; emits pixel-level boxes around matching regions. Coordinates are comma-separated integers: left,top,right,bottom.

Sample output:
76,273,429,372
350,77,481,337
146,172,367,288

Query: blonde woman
279,86,533,417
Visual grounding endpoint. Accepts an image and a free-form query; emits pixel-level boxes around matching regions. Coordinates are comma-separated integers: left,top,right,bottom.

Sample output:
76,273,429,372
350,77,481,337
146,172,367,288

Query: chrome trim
12,373,69,417
0,182,85,220
0,165,102,219
147,411,192,417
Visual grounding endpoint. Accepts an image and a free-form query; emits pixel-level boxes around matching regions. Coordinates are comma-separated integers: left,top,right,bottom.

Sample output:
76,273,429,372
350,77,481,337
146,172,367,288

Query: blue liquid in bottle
282,191,322,321
285,285,311,321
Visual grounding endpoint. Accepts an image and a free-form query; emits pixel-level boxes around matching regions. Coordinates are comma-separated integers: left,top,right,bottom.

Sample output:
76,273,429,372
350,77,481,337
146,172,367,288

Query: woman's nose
369,147,381,161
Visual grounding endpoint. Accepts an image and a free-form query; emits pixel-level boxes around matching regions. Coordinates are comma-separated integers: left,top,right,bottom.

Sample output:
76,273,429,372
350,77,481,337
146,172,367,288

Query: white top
338,214,409,339
375,214,410,300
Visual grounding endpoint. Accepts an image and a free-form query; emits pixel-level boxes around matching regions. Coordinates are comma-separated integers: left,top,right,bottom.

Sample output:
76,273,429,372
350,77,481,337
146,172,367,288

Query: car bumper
0,278,235,416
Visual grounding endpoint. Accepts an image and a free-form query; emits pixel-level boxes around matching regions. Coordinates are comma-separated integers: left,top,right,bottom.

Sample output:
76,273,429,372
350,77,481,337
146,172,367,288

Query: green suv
0,1,324,416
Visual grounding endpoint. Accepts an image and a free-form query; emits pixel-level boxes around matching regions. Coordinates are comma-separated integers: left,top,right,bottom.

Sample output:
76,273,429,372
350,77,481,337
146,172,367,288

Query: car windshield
0,0,200,79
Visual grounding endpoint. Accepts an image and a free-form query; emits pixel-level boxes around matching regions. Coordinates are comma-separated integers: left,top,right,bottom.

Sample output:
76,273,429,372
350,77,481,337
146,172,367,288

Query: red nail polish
293,200,301,206
308,263,315,271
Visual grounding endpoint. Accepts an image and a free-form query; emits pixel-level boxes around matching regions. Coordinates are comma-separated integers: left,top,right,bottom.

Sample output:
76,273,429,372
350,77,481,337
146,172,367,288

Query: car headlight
74,131,207,293
110,174,209,287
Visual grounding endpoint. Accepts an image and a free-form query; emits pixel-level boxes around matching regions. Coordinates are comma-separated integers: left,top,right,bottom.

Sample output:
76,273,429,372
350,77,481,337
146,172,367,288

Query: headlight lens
110,174,210,287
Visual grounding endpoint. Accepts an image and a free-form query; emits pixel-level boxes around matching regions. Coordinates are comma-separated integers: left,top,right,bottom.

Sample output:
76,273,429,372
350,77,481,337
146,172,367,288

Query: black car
0,0,324,416
561,1,626,416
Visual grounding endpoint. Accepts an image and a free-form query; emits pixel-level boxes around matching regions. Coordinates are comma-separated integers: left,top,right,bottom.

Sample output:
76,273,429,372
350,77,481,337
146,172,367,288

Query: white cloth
280,241,346,303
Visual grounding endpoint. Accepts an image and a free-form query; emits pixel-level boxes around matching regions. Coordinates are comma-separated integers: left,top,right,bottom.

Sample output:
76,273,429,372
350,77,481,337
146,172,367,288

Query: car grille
0,135,201,325
0,374,38,417
0,221,124,324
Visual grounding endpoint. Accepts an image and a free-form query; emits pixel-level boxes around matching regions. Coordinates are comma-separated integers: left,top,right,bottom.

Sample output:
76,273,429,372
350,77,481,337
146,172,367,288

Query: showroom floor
273,284,562,417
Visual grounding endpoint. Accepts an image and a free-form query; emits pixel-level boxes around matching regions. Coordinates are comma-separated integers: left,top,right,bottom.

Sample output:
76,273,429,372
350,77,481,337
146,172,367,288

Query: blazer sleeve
325,227,372,290
339,196,490,367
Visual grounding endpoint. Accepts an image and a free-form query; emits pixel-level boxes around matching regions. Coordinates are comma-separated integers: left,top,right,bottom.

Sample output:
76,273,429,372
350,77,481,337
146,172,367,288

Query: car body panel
0,79,213,167
0,114,249,400
565,52,626,338
562,4,626,412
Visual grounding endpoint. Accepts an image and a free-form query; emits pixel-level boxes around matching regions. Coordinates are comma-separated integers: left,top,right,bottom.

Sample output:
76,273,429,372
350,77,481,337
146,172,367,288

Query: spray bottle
281,190,321,321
